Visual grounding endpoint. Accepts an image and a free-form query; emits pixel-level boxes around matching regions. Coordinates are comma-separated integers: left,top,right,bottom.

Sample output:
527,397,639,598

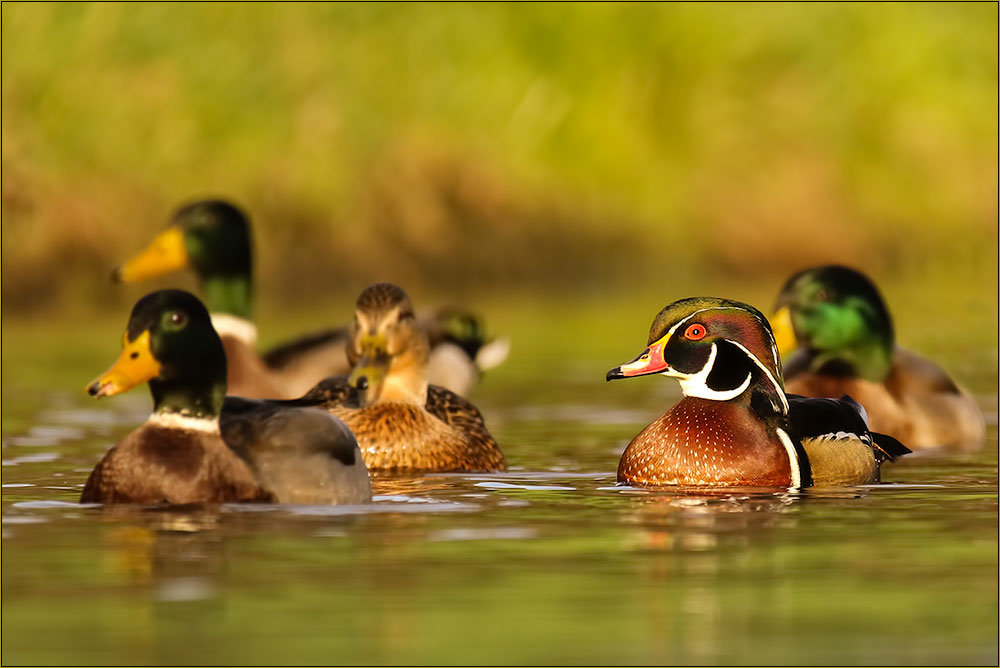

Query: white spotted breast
617,397,794,486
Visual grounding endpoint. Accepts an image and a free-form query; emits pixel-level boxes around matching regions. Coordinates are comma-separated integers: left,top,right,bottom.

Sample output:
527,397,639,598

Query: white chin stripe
210,313,258,346
665,307,787,413
675,343,753,401
149,412,220,433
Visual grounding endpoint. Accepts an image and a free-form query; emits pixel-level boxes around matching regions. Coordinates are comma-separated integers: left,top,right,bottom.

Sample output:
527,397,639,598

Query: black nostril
357,376,369,391
130,352,139,360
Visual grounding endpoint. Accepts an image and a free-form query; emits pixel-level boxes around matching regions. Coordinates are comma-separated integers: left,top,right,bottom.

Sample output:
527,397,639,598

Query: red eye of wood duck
607,297,910,489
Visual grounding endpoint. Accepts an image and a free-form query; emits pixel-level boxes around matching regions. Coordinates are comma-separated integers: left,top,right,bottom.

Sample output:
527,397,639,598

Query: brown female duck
295,283,507,473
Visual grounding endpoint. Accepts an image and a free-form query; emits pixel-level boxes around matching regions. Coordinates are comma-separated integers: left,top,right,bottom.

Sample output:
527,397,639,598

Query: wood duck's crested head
86,289,227,418
112,199,254,319
772,265,894,381
347,283,430,406
607,297,787,412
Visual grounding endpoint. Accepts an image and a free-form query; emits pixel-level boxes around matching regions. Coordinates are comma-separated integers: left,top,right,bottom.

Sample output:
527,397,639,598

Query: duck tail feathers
871,431,911,462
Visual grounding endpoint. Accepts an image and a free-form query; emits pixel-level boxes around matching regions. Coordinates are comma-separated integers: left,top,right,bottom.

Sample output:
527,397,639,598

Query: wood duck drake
606,297,910,488
114,199,508,398
82,290,371,505
288,283,507,473
771,265,984,451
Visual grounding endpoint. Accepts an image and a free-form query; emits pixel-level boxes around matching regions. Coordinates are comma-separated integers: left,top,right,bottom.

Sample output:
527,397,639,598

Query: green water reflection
2,292,997,665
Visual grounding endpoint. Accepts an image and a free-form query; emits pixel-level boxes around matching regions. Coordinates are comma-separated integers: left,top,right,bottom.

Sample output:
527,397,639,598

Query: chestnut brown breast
618,397,793,487
80,424,273,505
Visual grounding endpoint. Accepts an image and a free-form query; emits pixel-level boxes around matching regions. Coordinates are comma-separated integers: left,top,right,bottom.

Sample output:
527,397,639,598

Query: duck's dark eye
684,323,707,341
164,310,188,330
816,289,832,302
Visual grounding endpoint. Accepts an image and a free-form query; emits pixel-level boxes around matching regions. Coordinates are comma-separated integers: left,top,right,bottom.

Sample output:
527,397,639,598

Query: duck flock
81,199,985,505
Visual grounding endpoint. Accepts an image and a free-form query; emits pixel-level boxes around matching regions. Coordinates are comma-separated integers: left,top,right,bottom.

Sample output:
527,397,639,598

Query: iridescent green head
113,199,255,319
425,307,488,360
772,265,894,382
87,290,228,418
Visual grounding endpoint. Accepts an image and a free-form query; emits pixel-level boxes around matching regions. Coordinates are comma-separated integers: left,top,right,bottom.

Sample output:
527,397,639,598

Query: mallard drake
423,306,512,398
82,289,371,505
771,265,985,451
113,200,286,399
606,297,910,487
290,283,507,473
114,199,508,398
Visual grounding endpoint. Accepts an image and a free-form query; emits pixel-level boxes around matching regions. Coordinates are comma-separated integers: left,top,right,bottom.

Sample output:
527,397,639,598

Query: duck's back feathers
425,384,506,471
220,334,289,399
426,343,480,398
297,375,357,407
786,348,984,451
295,377,505,473
885,348,984,450
786,394,873,442
261,329,353,400
786,394,911,485
220,397,371,505
80,423,272,505
298,377,495,448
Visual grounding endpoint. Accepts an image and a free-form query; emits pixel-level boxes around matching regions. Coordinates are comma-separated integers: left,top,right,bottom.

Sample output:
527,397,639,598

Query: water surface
2,297,997,665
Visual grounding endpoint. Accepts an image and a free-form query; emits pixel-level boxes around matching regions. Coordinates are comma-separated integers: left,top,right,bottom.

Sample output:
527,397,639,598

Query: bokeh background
2,2,997,323
2,6,998,666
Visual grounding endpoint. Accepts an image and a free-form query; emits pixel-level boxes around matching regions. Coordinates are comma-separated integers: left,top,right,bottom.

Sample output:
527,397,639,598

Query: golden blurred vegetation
2,2,997,315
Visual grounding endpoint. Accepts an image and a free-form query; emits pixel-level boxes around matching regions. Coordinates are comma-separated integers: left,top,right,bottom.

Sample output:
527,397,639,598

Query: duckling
607,297,910,487
82,289,371,505
115,199,507,397
771,265,984,451
294,283,507,473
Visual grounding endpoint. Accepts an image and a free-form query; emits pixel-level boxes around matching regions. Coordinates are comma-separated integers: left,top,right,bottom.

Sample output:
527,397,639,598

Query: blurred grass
1,2,997,315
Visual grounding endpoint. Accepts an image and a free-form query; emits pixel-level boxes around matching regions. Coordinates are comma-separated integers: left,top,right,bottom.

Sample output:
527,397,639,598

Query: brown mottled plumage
298,283,506,473
301,378,506,473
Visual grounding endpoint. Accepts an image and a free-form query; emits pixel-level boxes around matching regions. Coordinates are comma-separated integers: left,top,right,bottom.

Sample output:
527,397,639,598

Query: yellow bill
113,226,188,283
770,306,799,356
86,331,162,397
347,334,390,404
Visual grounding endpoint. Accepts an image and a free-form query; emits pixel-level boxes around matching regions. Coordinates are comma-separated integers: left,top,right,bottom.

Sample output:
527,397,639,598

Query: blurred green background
2,2,997,319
